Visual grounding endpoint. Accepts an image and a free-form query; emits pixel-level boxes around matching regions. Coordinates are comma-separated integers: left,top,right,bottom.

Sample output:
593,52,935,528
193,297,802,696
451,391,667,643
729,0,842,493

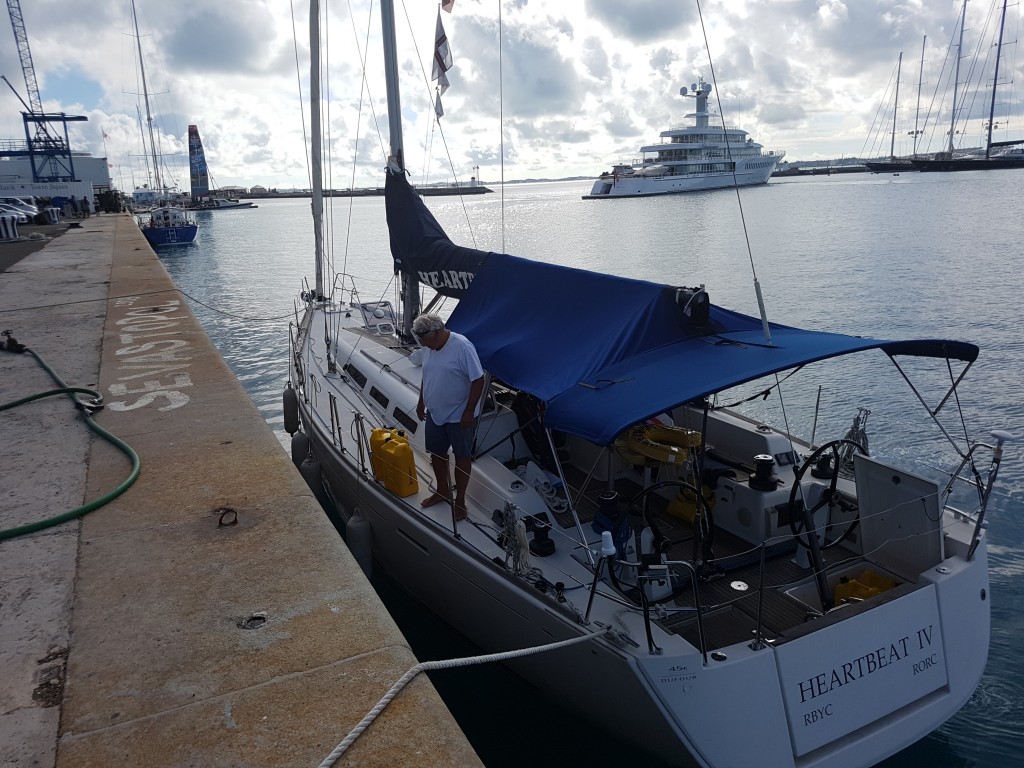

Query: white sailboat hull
290,302,991,768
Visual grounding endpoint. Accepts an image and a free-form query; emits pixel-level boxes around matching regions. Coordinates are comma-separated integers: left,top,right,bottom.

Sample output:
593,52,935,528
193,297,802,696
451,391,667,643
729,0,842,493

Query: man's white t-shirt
422,331,484,425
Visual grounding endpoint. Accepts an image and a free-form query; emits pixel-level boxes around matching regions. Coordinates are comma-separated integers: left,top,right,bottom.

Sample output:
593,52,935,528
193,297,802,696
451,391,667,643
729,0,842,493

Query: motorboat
583,78,783,199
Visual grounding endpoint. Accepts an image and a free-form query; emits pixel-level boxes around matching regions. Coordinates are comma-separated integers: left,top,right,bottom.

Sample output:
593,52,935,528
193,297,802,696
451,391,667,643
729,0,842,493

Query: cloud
586,0,696,43
1,0,1018,188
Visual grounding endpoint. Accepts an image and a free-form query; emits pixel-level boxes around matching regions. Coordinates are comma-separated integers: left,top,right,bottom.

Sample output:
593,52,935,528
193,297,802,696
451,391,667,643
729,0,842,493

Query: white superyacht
585,78,783,199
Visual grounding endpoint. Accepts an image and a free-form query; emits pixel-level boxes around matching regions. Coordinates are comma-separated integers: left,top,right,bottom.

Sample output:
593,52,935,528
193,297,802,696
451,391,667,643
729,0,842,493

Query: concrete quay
0,216,480,767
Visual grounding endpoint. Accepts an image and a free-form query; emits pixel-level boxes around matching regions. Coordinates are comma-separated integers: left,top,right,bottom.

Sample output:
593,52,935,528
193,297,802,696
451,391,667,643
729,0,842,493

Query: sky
1,0,1021,191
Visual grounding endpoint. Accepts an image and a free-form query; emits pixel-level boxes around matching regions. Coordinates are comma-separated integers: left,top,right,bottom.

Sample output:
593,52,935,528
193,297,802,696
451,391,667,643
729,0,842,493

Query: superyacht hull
583,161,778,199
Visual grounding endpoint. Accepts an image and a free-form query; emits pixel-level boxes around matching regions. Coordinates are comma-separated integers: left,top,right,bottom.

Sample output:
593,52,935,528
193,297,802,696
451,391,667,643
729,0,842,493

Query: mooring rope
317,628,609,767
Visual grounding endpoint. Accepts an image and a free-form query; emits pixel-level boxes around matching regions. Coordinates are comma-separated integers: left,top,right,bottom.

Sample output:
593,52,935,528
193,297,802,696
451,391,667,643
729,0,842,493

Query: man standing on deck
413,313,484,521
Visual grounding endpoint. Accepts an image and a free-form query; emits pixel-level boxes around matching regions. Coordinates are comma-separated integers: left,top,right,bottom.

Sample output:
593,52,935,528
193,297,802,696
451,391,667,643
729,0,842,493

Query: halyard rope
317,629,609,767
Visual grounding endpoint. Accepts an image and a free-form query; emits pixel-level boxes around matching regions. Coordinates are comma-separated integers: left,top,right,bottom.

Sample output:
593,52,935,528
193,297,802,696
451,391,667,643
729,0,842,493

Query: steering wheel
788,439,864,550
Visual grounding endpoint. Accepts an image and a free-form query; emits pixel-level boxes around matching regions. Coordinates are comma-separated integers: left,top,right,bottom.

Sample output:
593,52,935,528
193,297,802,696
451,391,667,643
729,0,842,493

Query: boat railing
330,272,361,306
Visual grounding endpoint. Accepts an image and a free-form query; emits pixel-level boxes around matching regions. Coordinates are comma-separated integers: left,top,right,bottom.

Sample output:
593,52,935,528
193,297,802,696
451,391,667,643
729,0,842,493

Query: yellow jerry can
380,430,418,497
369,428,393,481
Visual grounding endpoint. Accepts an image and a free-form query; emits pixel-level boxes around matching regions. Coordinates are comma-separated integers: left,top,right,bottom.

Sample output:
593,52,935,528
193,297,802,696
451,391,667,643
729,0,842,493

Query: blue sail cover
385,172,978,445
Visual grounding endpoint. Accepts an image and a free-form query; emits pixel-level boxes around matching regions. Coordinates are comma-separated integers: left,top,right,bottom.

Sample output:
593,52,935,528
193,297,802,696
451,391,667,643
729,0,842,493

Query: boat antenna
695,0,773,345
310,0,324,299
380,0,421,339
984,0,1009,159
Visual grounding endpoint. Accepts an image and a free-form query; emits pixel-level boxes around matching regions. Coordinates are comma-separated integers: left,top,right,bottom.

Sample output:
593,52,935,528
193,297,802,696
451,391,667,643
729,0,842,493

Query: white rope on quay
317,628,609,767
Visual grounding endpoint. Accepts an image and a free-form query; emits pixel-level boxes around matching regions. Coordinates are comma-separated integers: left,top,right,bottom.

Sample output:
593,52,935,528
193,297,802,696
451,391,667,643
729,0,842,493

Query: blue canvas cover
385,172,978,445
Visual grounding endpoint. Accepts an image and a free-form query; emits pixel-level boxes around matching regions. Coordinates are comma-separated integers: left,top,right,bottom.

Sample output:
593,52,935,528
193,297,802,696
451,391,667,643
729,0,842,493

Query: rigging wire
395,0,480,250
339,0,381,286
498,0,505,254
858,57,902,159
289,0,313,198
695,0,771,345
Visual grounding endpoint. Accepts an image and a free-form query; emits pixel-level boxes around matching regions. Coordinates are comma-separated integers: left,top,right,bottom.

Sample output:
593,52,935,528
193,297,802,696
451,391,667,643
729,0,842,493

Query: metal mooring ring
217,507,238,527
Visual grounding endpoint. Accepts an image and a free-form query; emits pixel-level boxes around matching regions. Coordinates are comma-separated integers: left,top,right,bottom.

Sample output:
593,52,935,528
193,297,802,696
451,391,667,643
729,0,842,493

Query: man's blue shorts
425,414,476,459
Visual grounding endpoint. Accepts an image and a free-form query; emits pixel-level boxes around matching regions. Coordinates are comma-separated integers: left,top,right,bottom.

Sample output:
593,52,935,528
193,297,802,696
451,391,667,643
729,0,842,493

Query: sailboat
863,52,907,173
128,0,197,246
288,2,1007,766
913,0,1023,172
187,125,256,210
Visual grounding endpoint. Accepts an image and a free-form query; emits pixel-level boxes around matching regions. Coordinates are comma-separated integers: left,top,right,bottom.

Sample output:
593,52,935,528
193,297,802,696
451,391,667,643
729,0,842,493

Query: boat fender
623,424,702,464
291,430,311,468
346,507,372,578
283,383,300,434
299,455,332,512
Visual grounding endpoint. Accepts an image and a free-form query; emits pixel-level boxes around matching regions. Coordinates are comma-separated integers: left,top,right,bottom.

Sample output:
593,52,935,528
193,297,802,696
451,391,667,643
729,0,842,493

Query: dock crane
3,0,87,181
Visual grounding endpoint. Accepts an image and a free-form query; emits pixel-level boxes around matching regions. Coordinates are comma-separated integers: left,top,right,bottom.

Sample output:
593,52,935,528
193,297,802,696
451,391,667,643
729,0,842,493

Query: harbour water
157,171,1023,767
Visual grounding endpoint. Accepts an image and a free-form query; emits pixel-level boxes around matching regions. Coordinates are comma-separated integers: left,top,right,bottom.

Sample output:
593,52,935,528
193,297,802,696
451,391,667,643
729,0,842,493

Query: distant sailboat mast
984,0,1010,159
947,0,968,155
911,36,926,157
889,52,903,161
131,0,162,193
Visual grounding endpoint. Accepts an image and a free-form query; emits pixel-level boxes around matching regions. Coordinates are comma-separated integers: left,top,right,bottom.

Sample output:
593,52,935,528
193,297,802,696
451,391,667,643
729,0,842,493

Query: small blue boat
141,206,198,247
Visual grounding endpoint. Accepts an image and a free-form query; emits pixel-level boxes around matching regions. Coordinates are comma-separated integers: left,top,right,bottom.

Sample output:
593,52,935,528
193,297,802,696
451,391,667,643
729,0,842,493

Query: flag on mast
432,9,453,117
442,0,455,12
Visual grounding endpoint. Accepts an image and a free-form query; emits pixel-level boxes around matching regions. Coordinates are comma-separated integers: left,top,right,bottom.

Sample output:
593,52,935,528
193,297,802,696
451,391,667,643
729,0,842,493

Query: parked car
0,197,39,216
0,203,31,224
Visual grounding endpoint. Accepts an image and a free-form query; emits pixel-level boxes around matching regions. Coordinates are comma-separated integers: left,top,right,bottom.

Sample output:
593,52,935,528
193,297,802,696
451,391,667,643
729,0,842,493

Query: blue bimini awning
447,253,977,445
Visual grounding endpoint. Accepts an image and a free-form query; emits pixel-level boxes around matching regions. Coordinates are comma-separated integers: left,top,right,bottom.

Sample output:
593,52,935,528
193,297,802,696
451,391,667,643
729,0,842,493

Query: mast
310,0,324,297
890,52,903,161
912,36,926,157
131,0,162,193
985,0,1009,159
380,0,420,338
380,0,405,174
947,0,967,155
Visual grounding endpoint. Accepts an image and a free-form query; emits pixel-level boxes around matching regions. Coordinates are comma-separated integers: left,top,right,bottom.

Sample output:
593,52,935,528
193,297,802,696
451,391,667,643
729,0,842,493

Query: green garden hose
0,347,141,541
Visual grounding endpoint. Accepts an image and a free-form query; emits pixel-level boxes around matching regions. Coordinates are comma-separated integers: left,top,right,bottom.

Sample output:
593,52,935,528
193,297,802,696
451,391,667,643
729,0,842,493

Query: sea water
158,171,1024,767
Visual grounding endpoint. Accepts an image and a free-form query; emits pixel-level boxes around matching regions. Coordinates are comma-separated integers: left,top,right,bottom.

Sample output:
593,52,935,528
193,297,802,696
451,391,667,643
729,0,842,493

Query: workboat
583,78,783,199
287,3,1006,766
